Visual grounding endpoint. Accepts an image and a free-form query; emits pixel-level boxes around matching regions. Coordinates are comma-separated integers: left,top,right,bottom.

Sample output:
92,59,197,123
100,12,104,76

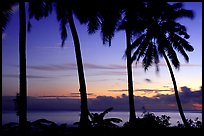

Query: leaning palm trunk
67,9,90,128
126,29,137,124
163,52,190,128
19,1,27,134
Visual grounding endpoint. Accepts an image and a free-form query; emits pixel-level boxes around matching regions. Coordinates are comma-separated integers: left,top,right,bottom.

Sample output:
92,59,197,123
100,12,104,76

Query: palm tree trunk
125,29,136,125
67,9,90,128
163,52,190,128
19,1,27,134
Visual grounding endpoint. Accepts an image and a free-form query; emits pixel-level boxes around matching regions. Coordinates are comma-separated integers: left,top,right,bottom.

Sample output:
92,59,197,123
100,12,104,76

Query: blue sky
2,2,202,103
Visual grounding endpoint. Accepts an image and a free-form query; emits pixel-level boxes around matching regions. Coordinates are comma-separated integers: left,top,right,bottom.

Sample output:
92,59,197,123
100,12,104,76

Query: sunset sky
2,1,202,109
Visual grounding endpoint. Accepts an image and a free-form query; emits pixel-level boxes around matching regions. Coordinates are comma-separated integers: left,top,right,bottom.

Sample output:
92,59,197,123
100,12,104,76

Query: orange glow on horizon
192,103,202,110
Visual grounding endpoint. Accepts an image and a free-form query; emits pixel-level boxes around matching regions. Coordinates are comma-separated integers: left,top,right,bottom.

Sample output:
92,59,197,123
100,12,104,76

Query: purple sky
2,1,202,106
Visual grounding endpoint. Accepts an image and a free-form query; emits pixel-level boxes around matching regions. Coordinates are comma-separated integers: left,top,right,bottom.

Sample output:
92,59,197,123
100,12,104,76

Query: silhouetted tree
18,1,28,134
117,0,146,125
2,1,53,134
75,0,145,126
54,0,90,128
130,1,194,128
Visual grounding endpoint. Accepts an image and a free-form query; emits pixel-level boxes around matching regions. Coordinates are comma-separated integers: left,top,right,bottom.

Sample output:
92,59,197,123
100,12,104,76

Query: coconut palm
55,0,124,127
75,0,146,126
18,1,28,134
130,1,194,128
2,1,53,133
117,0,146,125
53,0,91,128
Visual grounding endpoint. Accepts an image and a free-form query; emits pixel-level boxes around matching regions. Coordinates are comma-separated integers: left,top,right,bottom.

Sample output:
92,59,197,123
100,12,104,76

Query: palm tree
75,0,146,126
27,0,91,128
2,1,53,133
18,1,28,134
130,1,194,128
53,0,90,128
117,0,146,125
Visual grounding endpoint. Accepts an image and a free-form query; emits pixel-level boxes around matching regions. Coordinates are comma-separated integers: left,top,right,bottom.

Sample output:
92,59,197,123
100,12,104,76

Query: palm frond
174,9,194,20
152,44,160,72
1,1,17,32
55,1,68,47
131,34,146,50
100,107,113,118
27,20,32,32
87,16,101,34
171,2,183,10
142,43,154,71
174,34,194,52
169,34,193,62
60,20,67,47
165,44,180,69
104,118,122,123
134,37,149,63
28,0,52,21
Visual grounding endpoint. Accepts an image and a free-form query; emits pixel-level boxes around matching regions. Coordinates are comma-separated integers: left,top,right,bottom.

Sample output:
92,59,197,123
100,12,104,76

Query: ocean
2,110,202,127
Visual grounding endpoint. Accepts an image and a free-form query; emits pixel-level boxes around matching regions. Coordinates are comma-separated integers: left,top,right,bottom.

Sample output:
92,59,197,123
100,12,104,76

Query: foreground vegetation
2,111,202,136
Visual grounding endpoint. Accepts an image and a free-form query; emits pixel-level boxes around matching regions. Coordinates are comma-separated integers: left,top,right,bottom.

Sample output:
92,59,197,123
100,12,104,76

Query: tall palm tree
28,0,91,128
18,1,28,134
19,1,53,133
130,1,194,128
117,0,146,125
2,1,53,133
53,0,90,128
75,0,146,126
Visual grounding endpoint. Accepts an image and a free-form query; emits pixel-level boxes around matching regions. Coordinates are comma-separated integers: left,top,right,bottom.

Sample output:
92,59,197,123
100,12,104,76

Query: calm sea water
2,111,202,127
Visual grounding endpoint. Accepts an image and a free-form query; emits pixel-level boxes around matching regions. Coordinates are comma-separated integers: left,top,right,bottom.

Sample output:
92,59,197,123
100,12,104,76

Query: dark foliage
176,117,202,128
88,107,122,128
123,112,171,128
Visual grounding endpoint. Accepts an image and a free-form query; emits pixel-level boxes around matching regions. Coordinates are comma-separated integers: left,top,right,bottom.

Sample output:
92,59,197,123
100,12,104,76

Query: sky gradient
2,2,202,110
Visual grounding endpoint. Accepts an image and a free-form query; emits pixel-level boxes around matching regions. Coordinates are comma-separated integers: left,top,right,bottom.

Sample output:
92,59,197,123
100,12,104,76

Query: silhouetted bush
123,112,171,128
176,117,202,128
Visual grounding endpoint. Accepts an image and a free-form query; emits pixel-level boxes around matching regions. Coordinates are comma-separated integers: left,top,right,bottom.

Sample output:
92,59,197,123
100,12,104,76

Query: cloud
10,62,201,73
144,78,152,83
108,89,171,93
2,86,201,111
69,92,96,97
163,85,170,88
38,92,96,99
180,86,191,94
108,89,128,92
2,74,56,79
27,64,76,71
26,63,125,71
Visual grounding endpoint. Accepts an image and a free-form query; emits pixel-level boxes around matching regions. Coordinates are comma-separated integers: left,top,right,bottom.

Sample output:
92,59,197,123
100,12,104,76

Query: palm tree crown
130,1,194,128
131,2,194,71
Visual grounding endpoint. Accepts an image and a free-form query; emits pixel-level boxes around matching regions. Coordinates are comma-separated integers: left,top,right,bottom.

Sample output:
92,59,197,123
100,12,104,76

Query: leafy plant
88,107,122,128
